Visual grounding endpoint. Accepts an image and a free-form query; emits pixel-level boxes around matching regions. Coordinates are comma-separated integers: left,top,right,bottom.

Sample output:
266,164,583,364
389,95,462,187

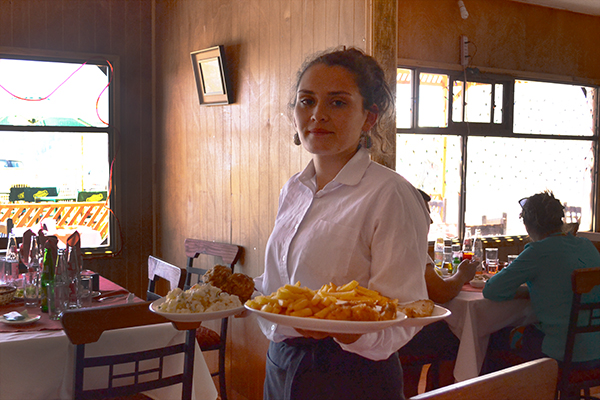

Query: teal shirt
483,233,600,362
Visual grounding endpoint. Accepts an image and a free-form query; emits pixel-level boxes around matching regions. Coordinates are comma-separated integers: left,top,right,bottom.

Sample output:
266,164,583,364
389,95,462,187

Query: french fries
245,280,398,321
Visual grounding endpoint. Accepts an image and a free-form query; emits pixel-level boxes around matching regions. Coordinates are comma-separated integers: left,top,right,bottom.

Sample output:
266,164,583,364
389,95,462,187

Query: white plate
0,314,41,325
469,279,486,288
245,305,408,334
396,305,451,327
149,297,246,322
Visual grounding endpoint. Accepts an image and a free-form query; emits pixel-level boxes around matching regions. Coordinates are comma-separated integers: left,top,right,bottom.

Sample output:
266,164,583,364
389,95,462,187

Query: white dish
149,297,245,322
0,314,41,326
396,305,452,327
245,305,408,334
469,279,486,288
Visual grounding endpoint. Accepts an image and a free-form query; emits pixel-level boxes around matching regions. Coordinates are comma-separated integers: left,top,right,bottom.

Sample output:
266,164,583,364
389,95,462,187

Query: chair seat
196,325,221,349
560,366,600,384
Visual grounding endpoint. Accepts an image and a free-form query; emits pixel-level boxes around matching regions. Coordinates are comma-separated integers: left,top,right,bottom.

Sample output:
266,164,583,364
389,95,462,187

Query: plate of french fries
245,280,409,334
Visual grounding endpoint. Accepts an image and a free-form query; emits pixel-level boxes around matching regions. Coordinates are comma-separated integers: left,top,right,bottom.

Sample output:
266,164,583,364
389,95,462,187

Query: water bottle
434,236,445,270
473,228,484,274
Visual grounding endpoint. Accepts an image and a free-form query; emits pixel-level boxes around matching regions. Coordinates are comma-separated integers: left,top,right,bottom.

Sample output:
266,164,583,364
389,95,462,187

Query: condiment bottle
40,247,55,313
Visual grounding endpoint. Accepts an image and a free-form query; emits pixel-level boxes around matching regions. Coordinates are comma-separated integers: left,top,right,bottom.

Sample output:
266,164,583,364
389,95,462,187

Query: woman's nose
311,103,328,121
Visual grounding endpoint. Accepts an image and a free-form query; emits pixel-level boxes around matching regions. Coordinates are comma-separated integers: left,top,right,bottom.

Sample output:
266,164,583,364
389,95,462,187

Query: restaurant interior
1,0,600,399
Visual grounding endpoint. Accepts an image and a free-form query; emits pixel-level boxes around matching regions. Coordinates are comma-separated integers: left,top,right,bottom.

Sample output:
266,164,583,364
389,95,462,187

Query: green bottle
40,248,55,313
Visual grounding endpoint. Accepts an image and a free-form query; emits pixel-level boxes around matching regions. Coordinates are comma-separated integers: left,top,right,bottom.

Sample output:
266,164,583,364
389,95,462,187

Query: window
0,52,116,253
396,67,598,242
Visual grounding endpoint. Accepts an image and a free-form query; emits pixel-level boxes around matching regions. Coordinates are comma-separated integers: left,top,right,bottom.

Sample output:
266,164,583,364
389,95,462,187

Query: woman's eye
332,100,346,107
299,98,314,106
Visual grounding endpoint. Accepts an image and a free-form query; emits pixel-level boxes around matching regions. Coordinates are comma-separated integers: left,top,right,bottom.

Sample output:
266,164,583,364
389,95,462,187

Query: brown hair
290,47,394,154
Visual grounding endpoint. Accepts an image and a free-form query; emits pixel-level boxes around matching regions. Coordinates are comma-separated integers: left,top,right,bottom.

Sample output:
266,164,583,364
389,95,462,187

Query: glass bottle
473,228,484,274
40,248,55,313
434,236,445,269
66,246,82,309
452,243,462,275
28,236,41,273
443,245,453,276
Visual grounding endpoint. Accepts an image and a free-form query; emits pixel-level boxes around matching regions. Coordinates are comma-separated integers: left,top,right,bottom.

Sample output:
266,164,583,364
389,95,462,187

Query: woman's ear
362,105,379,132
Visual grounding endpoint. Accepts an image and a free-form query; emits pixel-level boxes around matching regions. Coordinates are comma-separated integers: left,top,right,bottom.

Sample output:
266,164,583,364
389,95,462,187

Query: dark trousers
264,337,405,400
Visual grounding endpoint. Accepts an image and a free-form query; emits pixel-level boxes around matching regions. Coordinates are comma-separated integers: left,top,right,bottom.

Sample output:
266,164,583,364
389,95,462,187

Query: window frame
0,47,120,255
396,65,600,241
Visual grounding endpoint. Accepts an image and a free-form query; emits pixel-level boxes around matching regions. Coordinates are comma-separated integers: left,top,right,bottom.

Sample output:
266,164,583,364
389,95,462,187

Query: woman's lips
309,129,332,135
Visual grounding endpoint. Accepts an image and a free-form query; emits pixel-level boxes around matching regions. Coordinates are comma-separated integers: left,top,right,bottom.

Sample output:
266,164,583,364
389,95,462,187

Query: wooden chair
184,238,243,400
556,267,600,400
409,357,558,400
147,255,182,301
61,302,198,400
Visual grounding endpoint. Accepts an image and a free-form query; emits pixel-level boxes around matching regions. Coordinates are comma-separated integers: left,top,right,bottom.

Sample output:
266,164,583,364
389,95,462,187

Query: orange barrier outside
0,202,109,241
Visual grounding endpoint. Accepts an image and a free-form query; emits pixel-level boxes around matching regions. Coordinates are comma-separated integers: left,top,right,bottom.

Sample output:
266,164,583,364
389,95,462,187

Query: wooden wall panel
397,0,600,84
0,0,153,297
153,1,393,398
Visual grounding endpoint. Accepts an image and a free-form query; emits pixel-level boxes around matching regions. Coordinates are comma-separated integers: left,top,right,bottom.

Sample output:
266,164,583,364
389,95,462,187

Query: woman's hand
295,328,362,344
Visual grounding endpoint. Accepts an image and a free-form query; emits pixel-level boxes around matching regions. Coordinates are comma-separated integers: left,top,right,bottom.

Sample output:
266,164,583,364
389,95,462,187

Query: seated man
398,190,479,397
398,255,478,397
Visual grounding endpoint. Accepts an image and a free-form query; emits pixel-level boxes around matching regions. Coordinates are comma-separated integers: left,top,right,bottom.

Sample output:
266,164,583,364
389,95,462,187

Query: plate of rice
149,283,245,322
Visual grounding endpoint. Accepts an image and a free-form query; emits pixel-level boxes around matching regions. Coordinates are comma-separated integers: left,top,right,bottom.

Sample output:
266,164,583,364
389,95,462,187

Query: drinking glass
79,275,93,308
22,271,40,307
48,280,68,321
485,248,499,273
507,255,518,265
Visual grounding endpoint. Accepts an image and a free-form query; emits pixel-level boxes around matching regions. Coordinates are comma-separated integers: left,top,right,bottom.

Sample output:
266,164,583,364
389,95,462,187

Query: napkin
3,310,29,321
20,229,34,266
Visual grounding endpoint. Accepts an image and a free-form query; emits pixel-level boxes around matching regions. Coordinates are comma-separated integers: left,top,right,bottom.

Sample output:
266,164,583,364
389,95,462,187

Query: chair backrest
61,302,196,400
147,255,182,301
183,238,242,289
409,358,558,400
558,267,600,394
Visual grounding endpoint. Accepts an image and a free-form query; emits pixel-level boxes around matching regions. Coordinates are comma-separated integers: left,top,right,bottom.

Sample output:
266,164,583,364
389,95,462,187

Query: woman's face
293,64,376,160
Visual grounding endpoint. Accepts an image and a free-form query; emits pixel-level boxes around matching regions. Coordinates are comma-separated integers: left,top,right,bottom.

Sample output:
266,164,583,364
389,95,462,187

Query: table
443,285,537,382
0,277,218,400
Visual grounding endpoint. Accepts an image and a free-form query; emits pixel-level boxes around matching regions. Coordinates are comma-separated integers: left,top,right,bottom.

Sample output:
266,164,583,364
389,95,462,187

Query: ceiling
511,0,600,16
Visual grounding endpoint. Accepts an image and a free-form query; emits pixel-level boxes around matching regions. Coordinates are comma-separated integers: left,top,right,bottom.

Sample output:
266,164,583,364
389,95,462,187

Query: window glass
396,134,461,241
396,68,412,129
465,81,492,123
418,73,448,128
464,137,594,236
514,80,595,136
452,80,464,123
494,84,503,124
0,57,113,251
0,59,109,128
396,67,597,242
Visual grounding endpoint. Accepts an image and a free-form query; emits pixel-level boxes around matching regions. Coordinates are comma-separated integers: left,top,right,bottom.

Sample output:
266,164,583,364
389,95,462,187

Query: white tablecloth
0,323,218,400
443,290,537,382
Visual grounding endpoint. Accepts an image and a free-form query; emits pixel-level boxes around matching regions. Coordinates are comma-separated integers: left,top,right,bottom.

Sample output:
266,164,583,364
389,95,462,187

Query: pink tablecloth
0,275,139,332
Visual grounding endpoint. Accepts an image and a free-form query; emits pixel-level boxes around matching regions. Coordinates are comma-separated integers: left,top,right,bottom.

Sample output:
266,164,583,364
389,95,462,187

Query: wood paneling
0,0,153,296
153,1,394,398
397,0,600,85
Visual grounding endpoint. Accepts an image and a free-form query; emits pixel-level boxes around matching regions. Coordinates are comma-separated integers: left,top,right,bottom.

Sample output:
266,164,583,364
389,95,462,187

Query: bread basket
0,285,17,306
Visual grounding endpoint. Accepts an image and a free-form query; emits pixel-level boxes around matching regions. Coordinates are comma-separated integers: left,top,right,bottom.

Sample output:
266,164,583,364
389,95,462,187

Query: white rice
157,283,242,313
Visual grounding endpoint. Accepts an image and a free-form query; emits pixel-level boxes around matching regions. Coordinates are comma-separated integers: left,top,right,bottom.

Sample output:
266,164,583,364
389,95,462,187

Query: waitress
254,47,430,400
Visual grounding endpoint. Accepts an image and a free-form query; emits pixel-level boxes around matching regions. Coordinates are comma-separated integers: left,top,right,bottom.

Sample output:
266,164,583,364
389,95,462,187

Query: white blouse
254,147,430,360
